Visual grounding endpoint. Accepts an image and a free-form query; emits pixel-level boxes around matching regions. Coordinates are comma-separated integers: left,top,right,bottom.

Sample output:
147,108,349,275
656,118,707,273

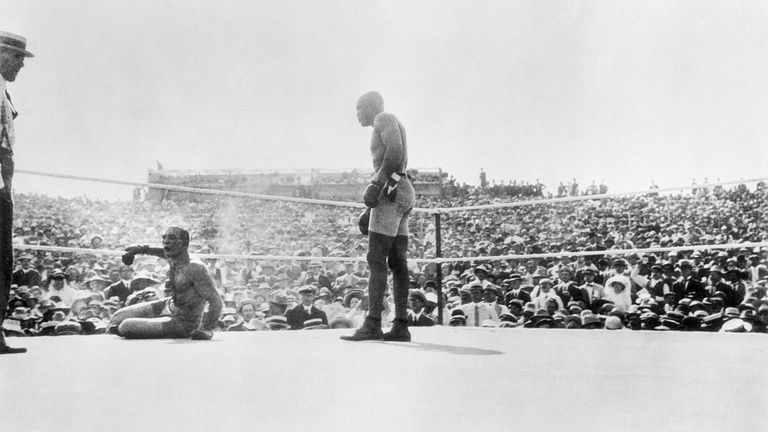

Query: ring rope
17,169,768,214
16,169,367,210
423,241,768,264
13,241,768,266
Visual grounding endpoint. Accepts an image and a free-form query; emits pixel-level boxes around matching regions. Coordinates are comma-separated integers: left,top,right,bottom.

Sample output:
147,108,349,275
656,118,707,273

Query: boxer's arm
122,245,166,265
123,245,166,258
143,247,166,258
191,264,223,331
371,113,405,185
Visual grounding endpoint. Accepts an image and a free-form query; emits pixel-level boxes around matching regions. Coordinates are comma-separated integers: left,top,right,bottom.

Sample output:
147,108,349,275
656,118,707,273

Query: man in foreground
109,226,222,339
0,31,33,354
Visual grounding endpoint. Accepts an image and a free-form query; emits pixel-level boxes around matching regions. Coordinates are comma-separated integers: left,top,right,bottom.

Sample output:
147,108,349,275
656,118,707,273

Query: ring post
434,210,443,325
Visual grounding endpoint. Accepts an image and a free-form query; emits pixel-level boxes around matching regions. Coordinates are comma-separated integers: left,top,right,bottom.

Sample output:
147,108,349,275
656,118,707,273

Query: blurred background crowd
4,180,768,336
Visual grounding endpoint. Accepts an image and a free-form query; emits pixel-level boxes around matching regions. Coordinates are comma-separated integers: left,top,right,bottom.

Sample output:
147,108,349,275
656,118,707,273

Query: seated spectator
42,270,76,306
407,290,435,327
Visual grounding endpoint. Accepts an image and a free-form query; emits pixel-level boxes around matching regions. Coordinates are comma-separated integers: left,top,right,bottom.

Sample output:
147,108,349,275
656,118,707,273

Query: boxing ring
5,170,768,431
3,328,767,431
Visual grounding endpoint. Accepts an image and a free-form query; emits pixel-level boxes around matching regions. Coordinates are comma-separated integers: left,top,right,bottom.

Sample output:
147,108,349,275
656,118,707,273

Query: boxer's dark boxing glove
383,172,401,202
121,244,148,266
358,208,371,235
363,182,382,208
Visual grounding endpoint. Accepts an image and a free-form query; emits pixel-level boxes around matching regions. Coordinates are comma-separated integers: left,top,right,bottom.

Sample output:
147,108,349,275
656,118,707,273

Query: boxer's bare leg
118,317,192,339
109,299,163,336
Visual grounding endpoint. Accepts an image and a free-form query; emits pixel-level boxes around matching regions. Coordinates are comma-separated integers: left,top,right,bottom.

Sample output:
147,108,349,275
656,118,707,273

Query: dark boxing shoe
382,318,411,342
340,316,384,341
0,344,27,354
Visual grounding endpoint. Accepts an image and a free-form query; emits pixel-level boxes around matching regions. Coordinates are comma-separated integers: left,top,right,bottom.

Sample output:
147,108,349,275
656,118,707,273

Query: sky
1,0,768,200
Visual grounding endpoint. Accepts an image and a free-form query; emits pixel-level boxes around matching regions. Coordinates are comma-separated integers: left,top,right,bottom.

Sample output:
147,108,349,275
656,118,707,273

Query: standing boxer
0,31,33,354
342,91,415,342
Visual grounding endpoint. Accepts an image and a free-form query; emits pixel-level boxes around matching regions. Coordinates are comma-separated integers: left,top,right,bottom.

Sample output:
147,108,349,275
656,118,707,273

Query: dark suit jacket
285,305,328,330
505,289,531,305
12,269,41,287
673,277,705,301
409,311,435,327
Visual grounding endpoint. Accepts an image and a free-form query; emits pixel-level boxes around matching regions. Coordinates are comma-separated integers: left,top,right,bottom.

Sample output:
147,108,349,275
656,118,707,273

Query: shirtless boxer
342,91,415,342
109,226,223,340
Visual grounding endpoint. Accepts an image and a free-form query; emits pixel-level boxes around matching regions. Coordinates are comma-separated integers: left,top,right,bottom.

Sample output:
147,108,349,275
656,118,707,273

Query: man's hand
121,244,148,266
363,182,382,208
358,208,370,235
190,329,213,340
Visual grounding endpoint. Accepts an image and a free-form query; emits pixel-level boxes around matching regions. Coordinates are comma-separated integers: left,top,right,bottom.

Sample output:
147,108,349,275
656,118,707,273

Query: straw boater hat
302,318,328,330
0,31,34,57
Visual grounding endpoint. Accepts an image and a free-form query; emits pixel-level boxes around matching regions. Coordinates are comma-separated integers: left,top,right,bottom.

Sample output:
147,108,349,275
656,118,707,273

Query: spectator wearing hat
321,294,347,323
578,267,603,309
448,309,466,327
581,311,603,329
503,273,531,305
606,259,629,280
553,266,587,309
333,261,366,294
548,256,575,280
42,269,77,306
473,264,494,286
603,275,632,312
103,265,134,303
704,266,731,299
225,299,260,331
83,274,110,293
524,309,556,328
12,253,41,288
746,255,768,285
531,278,564,312
723,267,747,308
0,30,33,354
460,282,498,326
483,284,509,318
285,285,328,330
302,318,328,330
254,261,280,286
407,290,435,326
299,261,331,290
238,258,257,286
266,291,290,317
743,279,767,307
641,264,670,303
343,293,370,329
672,260,705,301
265,315,291,331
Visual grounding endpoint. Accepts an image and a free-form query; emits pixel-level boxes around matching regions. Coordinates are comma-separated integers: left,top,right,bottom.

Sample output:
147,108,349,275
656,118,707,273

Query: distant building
146,167,446,203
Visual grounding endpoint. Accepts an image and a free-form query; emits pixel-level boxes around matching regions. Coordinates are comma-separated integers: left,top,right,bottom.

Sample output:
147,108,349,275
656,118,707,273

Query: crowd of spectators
4,180,768,336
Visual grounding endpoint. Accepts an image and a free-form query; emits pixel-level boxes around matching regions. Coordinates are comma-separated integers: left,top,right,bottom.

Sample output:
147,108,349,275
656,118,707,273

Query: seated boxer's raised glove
358,208,371,235
190,328,213,340
363,181,382,208
121,244,148,266
383,173,401,202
